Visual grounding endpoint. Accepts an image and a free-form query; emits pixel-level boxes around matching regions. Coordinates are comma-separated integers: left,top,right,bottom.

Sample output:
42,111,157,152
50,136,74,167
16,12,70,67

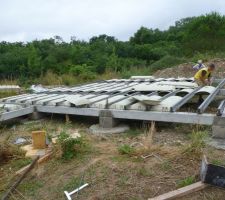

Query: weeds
183,131,208,157
137,167,154,177
118,144,134,156
18,179,44,196
124,129,141,138
63,176,84,192
118,175,130,186
0,142,24,163
57,131,85,160
211,159,225,167
11,158,32,170
176,176,195,188
160,160,172,171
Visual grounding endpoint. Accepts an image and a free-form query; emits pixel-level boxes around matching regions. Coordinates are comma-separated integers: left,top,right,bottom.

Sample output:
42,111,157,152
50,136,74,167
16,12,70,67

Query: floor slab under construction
1,77,225,127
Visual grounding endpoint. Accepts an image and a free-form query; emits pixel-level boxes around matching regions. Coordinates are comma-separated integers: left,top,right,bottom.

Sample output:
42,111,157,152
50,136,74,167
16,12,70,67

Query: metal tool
64,183,89,200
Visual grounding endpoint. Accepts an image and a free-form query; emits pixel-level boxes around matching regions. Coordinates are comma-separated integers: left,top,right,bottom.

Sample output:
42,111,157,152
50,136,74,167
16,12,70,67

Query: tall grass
183,131,208,157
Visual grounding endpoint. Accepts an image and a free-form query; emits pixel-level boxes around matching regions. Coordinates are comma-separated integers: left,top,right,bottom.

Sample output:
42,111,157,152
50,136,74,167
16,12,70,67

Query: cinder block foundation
212,116,225,138
99,110,118,128
30,111,44,120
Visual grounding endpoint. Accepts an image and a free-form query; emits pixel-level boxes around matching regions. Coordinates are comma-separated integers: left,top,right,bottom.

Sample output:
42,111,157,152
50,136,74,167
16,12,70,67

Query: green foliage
183,131,208,156
118,144,134,156
58,131,85,160
177,176,195,188
151,55,187,71
1,12,225,85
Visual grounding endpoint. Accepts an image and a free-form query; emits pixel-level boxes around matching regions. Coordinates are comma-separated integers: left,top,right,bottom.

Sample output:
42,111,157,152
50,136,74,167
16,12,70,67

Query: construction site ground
1,115,225,200
1,59,225,200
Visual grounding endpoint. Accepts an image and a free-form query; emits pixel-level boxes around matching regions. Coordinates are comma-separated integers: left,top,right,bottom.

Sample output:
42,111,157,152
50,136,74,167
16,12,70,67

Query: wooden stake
148,182,207,200
2,156,40,200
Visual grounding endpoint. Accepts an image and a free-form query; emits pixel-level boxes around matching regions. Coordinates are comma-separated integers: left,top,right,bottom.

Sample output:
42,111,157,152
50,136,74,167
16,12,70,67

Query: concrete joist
1,77,225,128
35,106,215,125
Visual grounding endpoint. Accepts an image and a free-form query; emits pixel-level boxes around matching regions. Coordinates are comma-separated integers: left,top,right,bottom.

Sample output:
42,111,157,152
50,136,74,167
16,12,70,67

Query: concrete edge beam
36,106,215,125
0,106,34,121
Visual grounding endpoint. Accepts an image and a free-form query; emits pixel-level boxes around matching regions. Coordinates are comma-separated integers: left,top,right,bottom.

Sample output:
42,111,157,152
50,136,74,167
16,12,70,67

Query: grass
0,91,18,98
63,176,85,192
137,167,154,177
10,158,32,170
160,160,172,171
118,175,130,186
211,159,225,167
176,176,195,188
183,131,208,157
118,144,135,156
18,179,44,196
1,118,225,199
124,129,142,138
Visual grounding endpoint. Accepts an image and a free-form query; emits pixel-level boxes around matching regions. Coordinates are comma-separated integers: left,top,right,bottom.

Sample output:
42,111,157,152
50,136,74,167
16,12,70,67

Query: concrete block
32,130,46,149
213,116,225,126
30,111,45,120
212,116,225,138
212,125,225,138
99,116,118,128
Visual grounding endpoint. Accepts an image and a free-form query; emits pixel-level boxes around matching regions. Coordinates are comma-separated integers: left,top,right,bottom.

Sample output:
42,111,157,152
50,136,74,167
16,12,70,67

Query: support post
212,116,225,138
99,110,118,128
29,111,44,120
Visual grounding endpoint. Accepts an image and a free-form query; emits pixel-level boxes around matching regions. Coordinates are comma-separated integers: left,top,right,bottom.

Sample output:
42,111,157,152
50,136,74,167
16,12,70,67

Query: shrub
151,55,187,71
57,131,84,160
39,71,62,85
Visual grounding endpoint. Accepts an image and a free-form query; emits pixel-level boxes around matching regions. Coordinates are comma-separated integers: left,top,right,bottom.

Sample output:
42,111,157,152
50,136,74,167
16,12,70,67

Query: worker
194,63,215,86
192,60,206,70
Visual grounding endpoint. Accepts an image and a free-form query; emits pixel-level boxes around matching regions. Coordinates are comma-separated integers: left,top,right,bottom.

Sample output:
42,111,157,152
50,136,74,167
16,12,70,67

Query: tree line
0,12,225,85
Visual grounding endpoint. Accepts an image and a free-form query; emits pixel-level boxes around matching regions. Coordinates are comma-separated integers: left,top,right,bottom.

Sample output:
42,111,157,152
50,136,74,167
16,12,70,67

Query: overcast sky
1,0,225,42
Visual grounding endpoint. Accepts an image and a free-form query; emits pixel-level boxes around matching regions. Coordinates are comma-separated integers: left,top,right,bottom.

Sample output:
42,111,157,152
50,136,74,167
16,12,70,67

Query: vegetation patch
118,144,135,156
176,176,195,188
18,179,44,196
56,131,86,160
183,131,208,157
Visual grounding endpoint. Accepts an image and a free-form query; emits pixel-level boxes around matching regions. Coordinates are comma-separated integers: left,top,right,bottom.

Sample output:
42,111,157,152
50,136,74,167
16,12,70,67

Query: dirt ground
1,116,225,200
153,58,225,79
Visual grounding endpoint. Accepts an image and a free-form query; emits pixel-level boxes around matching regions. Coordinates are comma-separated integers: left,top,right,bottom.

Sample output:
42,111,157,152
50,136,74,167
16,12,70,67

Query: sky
1,0,225,42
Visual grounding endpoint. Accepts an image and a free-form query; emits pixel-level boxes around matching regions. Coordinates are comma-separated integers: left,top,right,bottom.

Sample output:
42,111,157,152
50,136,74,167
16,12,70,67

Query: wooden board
148,182,207,200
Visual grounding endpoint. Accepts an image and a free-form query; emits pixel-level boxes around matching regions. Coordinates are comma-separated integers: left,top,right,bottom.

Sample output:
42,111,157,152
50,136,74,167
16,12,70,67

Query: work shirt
194,67,211,81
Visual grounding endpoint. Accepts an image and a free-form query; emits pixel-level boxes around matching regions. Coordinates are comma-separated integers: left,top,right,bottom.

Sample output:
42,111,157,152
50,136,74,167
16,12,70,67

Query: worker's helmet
198,60,202,64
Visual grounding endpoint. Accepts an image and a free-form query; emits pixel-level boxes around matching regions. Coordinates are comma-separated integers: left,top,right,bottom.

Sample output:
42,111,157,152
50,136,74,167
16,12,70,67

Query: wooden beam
148,182,208,200
15,152,52,175
2,156,40,200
